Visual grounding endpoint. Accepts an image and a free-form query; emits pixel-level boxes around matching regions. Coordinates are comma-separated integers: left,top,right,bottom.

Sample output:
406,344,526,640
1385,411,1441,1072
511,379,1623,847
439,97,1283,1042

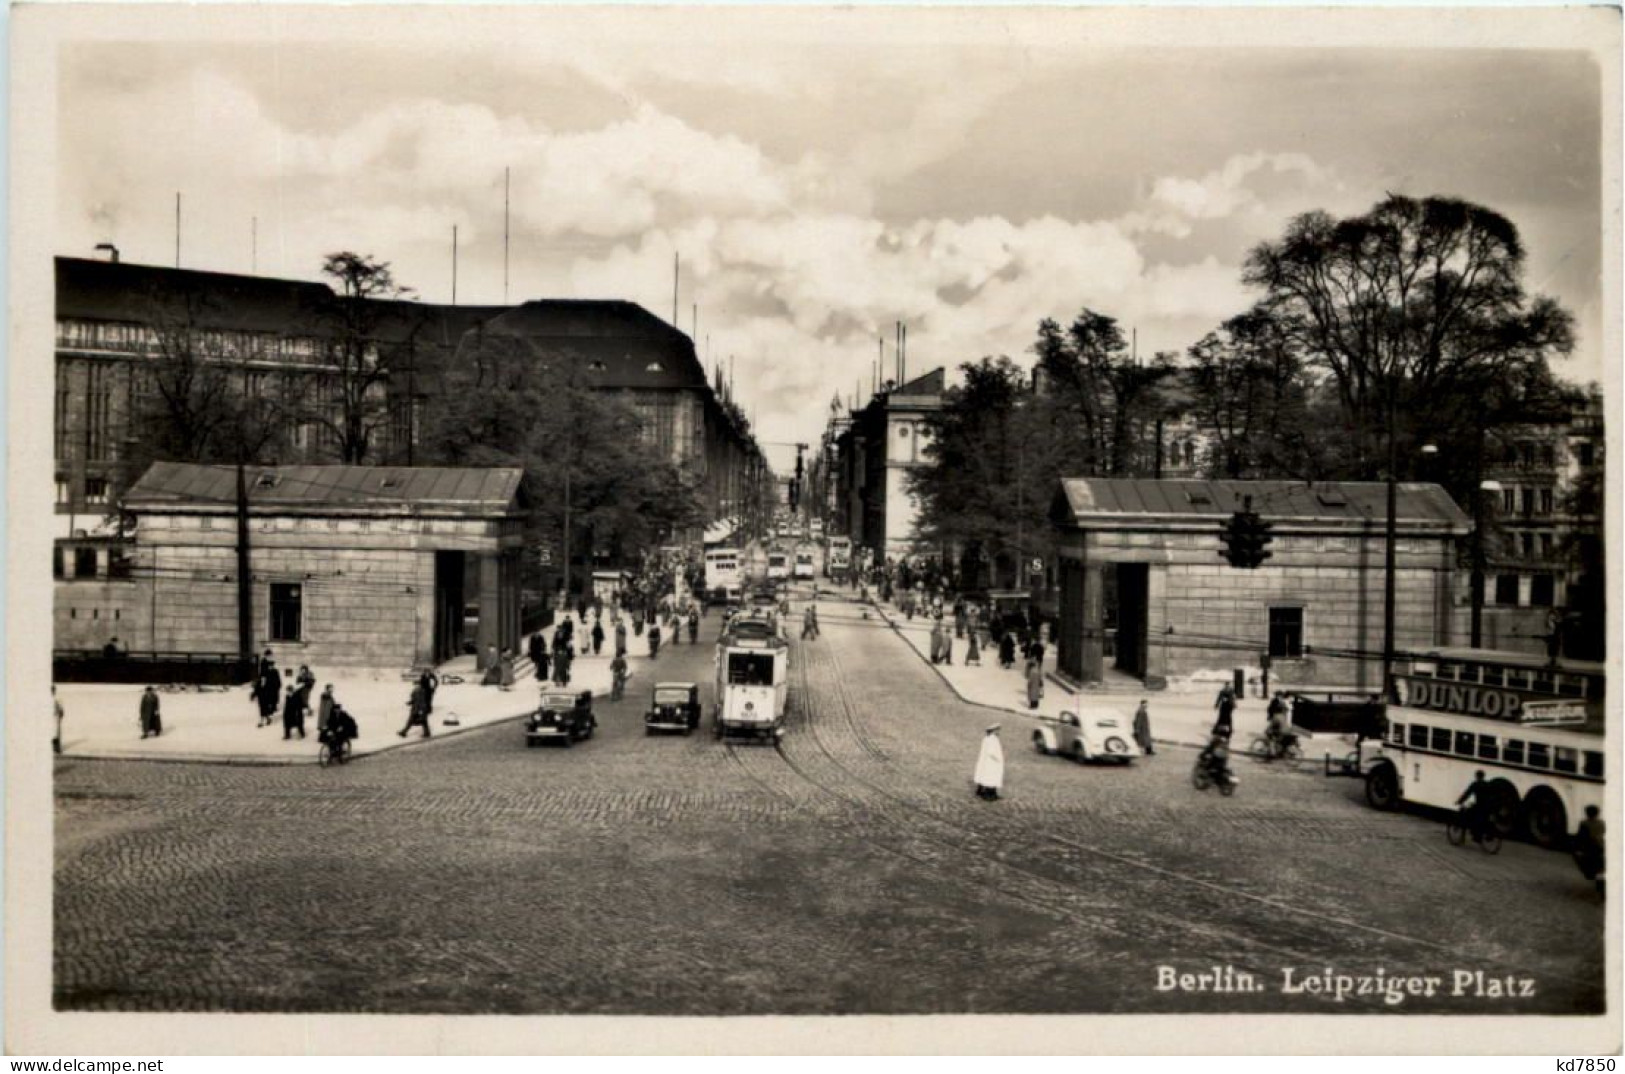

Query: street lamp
1471,480,1503,648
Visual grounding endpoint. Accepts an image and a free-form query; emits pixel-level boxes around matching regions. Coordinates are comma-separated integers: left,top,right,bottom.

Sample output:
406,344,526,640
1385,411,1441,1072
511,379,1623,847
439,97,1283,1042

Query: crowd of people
242,649,363,756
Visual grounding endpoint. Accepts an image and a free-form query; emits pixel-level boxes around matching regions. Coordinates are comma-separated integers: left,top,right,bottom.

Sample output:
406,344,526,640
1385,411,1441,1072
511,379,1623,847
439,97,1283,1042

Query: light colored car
1032,709,1140,764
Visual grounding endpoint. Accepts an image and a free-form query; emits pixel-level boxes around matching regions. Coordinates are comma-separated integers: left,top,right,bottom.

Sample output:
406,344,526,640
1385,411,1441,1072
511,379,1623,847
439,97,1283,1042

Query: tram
714,613,790,741
1359,649,1605,848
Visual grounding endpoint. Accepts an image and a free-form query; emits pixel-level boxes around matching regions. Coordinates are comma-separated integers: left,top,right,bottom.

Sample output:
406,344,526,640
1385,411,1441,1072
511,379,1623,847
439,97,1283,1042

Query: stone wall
1059,524,1468,691
132,512,518,669
54,579,150,650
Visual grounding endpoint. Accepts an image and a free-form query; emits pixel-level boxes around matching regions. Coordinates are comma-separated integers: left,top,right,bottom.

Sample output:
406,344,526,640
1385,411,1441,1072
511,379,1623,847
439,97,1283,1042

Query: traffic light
1218,498,1274,569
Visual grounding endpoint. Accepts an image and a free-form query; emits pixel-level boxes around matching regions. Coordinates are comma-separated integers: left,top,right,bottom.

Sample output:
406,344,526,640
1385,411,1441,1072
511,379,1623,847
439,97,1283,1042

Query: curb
867,599,1206,752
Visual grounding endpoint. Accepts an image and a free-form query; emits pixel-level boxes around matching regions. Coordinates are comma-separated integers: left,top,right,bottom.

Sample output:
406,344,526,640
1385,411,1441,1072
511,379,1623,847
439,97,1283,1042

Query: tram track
766,619,1598,1005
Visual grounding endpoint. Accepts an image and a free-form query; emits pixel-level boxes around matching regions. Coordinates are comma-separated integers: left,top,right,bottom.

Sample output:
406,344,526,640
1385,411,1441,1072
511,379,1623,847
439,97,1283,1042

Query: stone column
475,551,500,669
1081,563,1105,684
1143,564,1169,689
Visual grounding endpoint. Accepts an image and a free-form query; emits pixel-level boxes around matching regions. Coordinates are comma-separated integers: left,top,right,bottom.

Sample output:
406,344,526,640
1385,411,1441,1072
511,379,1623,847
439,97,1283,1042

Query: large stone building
88,463,528,669
833,367,945,562
53,254,761,551
1051,478,1471,692
1476,388,1604,656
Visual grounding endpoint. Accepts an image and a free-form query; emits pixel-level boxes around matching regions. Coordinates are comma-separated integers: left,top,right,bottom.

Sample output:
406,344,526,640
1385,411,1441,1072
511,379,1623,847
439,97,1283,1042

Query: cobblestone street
53,592,1605,1015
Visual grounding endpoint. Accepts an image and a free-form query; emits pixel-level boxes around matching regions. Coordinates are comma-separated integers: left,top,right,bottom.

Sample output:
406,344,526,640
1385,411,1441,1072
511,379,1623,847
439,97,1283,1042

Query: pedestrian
419,666,439,712
649,621,662,659
398,683,431,738
1133,699,1155,755
317,683,336,738
591,619,605,656
687,607,699,644
138,685,162,739
296,663,316,697
615,619,629,656
954,600,967,639
998,630,1016,670
53,685,64,755
482,645,504,686
256,658,282,727
556,645,574,688
965,630,981,666
610,652,629,701
1212,684,1236,740
1025,657,1044,710
500,648,516,689
973,725,1004,800
528,631,547,679
282,685,307,740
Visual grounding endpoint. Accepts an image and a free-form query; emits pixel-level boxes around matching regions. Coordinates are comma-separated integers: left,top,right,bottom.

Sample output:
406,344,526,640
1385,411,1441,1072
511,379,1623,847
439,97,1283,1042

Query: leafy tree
908,356,1053,589
1034,310,1177,477
420,327,707,591
1242,195,1575,479
1186,306,1321,479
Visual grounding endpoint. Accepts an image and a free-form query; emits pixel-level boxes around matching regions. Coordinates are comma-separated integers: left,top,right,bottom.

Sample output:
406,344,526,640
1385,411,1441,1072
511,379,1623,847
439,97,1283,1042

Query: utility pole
1381,388,1398,699
235,453,253,670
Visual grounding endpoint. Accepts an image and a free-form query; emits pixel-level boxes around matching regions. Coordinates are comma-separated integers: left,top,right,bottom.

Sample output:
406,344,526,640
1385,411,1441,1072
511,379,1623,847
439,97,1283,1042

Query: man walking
1212,683,1236,740
1133,699,1155,755
528,631,547,681
138,685,162,739
282,684,307,740
256,658,282,728
615,619,629,656
591,619,605,656
398,682,431,738
1025,656,1044,710
317,684,336,739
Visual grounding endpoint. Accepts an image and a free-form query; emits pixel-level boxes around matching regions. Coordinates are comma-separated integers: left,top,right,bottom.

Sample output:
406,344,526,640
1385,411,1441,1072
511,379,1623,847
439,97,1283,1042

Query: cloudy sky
56,12,1605,469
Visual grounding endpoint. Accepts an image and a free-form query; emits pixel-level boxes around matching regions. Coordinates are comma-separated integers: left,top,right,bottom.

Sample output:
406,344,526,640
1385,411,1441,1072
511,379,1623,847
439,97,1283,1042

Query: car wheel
1032,731,1048,755
1071,742,1085,763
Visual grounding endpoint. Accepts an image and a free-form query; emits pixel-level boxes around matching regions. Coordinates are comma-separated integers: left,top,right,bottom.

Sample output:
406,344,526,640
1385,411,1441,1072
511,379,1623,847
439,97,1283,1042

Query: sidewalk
867,597,1347,754
53,617,647,765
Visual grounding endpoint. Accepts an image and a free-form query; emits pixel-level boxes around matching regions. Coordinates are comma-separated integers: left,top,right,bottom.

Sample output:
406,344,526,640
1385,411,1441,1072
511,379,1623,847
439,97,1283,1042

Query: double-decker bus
826,536,852,580
714,614,789,741
703,547,743,606
1361,649,1605,848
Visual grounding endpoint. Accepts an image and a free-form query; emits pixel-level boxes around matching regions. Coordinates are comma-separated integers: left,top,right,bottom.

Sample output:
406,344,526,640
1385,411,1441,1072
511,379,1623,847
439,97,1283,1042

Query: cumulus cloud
55,54,1474,459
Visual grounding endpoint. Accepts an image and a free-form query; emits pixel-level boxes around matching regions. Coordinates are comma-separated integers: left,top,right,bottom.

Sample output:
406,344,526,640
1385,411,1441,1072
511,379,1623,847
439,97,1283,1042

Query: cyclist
1456,770,1493,843
322,703,359,762
1198,732,1233,785
1264,693,1295,758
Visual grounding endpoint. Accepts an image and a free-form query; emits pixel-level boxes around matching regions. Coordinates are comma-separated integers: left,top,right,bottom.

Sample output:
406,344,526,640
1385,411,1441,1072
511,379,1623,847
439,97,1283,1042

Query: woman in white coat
973,724,1004,801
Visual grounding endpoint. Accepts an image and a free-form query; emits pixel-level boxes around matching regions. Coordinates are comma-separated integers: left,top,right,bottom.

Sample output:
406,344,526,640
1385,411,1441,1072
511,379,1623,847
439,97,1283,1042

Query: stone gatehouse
1050,478,1472,692
115,463,526,669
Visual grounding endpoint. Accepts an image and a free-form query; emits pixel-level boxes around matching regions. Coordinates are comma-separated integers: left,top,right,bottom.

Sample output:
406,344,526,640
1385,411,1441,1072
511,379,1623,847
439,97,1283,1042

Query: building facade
832,368,945,563
99,463,527,669
53,255,760,543
1051,478,1471,692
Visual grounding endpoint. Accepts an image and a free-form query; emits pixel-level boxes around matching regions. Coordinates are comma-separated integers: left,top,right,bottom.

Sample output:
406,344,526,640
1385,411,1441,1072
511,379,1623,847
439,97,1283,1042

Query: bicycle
1249,732,1303,766
317,736,353,767
1446,812,1502,854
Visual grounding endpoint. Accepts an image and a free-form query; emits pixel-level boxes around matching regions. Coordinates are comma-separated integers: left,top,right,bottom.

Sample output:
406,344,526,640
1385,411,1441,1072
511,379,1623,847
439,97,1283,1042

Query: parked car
1032,709,1140,764
526,689,596,747
646,682,702,734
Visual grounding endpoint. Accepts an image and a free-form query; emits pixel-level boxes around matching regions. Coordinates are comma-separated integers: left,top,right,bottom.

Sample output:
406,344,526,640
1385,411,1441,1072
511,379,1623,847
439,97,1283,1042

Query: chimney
94,243,120,263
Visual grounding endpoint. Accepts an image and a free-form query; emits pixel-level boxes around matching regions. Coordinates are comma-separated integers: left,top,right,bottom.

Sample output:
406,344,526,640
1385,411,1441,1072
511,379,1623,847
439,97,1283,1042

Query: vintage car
1032,708,1140,764
646,682,702,734
526,689,596,747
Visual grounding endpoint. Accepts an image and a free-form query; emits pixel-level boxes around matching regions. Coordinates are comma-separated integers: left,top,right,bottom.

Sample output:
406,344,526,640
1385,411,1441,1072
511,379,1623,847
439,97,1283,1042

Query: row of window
54,545,132,580
1499,486,1556,517
1411,661,1597,698
1493,573,1559,608
1393,720,1603,779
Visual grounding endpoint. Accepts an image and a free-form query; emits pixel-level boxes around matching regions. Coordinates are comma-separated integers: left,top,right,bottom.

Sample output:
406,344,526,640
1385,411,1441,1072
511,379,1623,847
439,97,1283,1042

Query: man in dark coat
687,607,699,644
1212,685,1236,740
282,685,307,740
591,620,605,655
555,646,573,687
257,660,282,727
398,683,431,738
138,685,162,739
648,621,662,659
998,630,1017,670
528,632,547,679
615,619,629,656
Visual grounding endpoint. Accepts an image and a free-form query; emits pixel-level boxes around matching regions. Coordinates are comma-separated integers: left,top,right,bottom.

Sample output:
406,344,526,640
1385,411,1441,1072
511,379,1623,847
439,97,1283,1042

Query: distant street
54,587,1604,1015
